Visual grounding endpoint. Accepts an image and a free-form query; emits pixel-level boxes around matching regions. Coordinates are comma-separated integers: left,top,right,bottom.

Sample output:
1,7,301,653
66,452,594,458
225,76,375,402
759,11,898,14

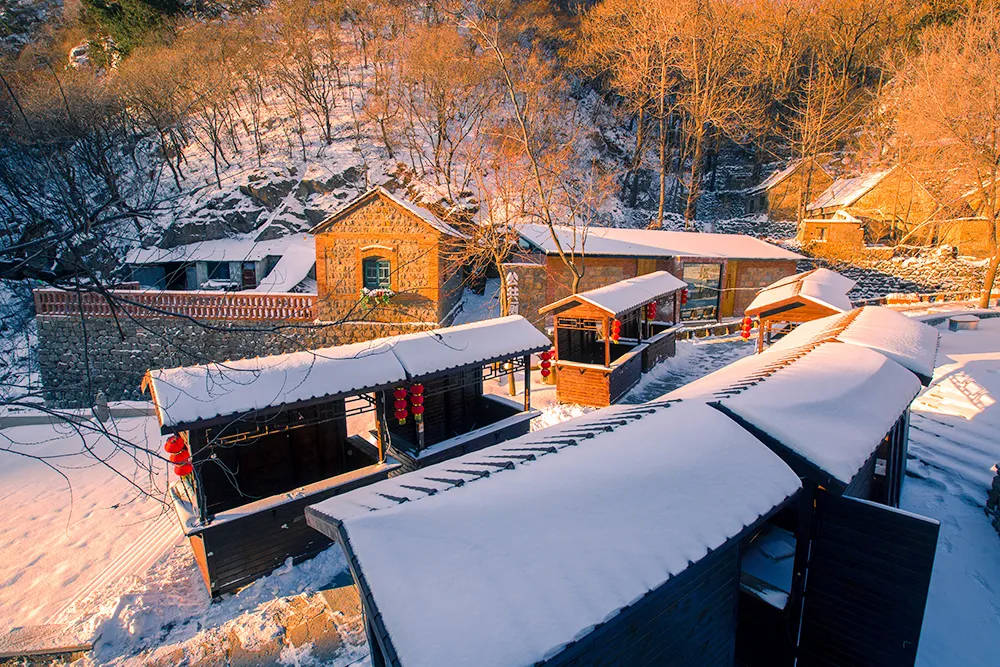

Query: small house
512,224,803,325
310,186,468,324
806,166,938,243
538,271,687,406
126,234,315,292
744,268,856,351
143,315,549,596
796,209,865,248
745,158,834,220
935,181,999,258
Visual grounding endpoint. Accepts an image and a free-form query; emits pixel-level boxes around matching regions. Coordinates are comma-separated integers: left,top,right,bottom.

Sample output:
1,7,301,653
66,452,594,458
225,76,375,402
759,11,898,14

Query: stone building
506,224,803,328
797,210,865,249
310,187,467,324
745,158,834,221
806,166,938,243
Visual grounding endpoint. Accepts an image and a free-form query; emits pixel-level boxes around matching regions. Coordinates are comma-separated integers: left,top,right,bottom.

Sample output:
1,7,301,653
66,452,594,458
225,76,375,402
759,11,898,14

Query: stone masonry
36,314,431,408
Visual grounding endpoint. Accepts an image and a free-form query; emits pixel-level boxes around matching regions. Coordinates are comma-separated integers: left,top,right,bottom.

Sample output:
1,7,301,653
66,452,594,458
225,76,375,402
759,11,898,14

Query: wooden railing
33,288,317,322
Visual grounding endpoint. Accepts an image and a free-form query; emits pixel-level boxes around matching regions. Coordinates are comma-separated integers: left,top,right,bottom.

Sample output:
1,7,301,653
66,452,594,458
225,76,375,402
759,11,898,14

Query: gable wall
767,164,834,221
315,196,447,323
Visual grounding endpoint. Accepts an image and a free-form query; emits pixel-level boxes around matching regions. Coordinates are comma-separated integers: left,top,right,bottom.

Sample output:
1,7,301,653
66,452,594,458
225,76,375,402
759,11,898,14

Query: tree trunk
684,126,705,226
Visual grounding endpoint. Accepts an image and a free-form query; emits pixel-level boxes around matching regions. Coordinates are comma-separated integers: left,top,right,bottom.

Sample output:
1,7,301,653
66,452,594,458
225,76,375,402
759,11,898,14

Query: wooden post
638,307,644,343
374,392,387,464
603,317,611,367
756,318,766,353
523,354,531,411
673,291,680,324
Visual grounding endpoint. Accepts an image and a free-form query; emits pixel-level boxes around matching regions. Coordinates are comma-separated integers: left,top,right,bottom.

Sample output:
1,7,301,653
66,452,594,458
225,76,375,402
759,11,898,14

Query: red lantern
164,434,185,454
681,288,689,305
174,462,193,477
169,450,190,464
412,405,425,416
394,398,408,410
410,394,423,406
740,316,753,340
410,383,424,395
539,350,549,361
646,301,657,319
393,387,407,400
540,368,551,377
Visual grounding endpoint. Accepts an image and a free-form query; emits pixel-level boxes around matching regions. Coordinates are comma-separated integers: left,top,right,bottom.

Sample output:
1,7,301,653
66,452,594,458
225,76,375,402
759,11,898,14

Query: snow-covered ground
904,315,1000,666
2,312,999,664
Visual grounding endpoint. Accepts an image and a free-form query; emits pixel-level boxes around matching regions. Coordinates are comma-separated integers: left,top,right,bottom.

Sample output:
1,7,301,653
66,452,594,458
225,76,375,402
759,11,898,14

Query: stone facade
36,314,430,407
313,193,462,324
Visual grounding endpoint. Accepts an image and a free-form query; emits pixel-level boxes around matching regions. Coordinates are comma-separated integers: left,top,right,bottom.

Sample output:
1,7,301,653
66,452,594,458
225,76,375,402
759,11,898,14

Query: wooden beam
523,354,531,411
374,392,387,464
603,317,611,367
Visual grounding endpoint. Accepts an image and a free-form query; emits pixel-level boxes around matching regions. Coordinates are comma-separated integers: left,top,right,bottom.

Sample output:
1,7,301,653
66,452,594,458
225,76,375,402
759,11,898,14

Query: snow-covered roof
380,315,551,378
305,401,800,667
539,271,687,318
768,306,940,384
807,168,894,211
747,158,828,195
145,316,549,431
516,224,803,260
310,186,467,238
665,341,921,486
126,234,313,265
744,268,855,317
251,239,316,293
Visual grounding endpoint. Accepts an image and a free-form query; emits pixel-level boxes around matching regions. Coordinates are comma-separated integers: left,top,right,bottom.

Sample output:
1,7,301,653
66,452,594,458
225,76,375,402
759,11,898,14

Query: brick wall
36,314,431,408
733,259,800,315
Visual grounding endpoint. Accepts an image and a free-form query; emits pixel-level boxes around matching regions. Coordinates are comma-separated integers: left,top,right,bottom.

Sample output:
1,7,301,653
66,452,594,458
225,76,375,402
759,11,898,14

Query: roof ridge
710,343,823,398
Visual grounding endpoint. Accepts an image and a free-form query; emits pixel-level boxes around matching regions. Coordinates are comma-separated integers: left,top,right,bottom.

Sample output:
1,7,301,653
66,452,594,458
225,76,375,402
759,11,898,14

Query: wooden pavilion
143,315,549,597
539,271,687,407
744,268,855,352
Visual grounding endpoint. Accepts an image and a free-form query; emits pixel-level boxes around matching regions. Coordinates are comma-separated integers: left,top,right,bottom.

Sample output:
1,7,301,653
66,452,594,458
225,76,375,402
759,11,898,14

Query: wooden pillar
673,291,680,324
603,317,611,367
756,318,766,353
374,392,387,464
523,354,531,411
638,307,644,343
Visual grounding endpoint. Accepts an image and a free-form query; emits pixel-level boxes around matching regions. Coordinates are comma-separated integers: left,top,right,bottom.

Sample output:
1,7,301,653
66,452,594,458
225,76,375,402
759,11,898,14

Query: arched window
363,257,391,290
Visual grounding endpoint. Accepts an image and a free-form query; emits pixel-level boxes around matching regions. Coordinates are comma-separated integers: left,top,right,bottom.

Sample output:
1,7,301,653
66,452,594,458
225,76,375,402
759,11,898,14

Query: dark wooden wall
384,368,484,449
193,462,394,597
192,400,353,516
543,541,740,666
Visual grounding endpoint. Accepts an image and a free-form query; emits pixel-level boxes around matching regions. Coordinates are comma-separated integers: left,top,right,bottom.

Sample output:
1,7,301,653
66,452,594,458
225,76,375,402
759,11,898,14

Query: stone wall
314,195,455,324
37,314,431,408
502,262,549,329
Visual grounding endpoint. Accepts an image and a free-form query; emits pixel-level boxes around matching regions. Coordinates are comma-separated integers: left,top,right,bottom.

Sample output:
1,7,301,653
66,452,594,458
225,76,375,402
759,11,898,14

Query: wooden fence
33,288,317,322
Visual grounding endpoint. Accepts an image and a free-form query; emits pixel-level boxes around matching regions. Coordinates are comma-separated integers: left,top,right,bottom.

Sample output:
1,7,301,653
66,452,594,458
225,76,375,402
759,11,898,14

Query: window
817,226,827,241
681,262,722,320
363,257,391,289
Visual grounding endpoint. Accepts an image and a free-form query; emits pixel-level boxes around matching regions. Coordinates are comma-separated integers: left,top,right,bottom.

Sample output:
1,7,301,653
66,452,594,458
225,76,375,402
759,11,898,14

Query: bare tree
893,6,1000,306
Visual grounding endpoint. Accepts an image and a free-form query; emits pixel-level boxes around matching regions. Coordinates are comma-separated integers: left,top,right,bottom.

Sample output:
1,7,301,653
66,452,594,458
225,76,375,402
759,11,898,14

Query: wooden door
637,258,657,276
796,490,939,666
719,261,738,317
